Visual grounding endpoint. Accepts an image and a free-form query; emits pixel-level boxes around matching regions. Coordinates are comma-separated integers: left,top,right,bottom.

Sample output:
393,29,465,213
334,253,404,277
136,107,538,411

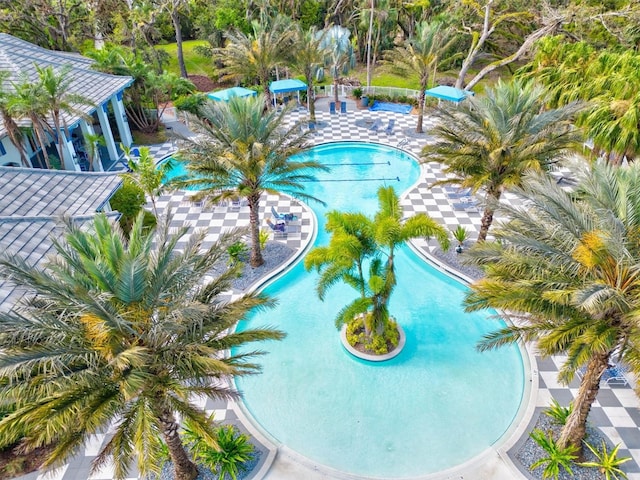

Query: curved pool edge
229,196,319,480
232,142,534,480
240,197,318,297
235,243,537,480
405,240,539,480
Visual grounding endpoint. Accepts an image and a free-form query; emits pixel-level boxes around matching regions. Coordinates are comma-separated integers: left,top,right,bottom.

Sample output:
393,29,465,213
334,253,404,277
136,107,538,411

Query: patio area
17,106,640,480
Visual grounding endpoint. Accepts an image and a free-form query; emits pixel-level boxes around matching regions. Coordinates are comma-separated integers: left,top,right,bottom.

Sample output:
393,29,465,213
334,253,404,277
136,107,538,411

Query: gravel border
514,413,614,480
208,241,296,294
430,245,484,281
159,448,263,480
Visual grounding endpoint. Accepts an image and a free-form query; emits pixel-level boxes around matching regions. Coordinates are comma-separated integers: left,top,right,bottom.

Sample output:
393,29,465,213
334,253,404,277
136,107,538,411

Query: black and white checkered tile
153,190,313,277
20,107,640,480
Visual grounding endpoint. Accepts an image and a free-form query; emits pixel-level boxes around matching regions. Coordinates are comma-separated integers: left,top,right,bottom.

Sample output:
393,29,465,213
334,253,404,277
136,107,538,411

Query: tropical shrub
259,229,270,249
580,440,631,480
174,93,209,115
544,399,573,426
452,225,468,252
110,179,147,236
183,422,255,480
530,429,578,479
227,241,248,266
346,314,400,354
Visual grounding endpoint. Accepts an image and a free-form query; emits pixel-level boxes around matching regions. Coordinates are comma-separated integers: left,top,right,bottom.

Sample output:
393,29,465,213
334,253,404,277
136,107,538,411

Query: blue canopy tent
207,87,257,102
269,79,307,108
425,85,473,104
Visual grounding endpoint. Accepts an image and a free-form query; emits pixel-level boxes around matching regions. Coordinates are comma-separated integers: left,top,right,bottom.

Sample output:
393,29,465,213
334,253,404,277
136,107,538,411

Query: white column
59,130,80,171
111,92,133,148
80,120,104,172
96,103,119,162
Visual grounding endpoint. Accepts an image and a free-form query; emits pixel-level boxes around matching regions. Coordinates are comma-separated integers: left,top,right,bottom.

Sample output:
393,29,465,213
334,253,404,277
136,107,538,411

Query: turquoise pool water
232,142,525,478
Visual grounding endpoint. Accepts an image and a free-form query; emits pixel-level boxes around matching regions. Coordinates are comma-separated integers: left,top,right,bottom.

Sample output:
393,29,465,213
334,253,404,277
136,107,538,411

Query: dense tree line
2,1,638,63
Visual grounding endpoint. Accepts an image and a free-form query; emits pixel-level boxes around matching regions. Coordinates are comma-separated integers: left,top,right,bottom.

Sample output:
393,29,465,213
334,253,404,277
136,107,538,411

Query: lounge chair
266,218,287,238
329,102,336,114
370,119,383,132
340,101,347,114
445,187,472,199
384,119,395,135
602,365,629,386
577,363,629,387
271,206,298,222
229,198,247,211
452,199,479,212
308,121,316,133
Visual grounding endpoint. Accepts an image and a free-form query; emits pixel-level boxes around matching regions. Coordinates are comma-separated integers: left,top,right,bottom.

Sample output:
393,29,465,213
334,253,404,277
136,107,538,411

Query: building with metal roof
0,33,134,172
0,165,122,311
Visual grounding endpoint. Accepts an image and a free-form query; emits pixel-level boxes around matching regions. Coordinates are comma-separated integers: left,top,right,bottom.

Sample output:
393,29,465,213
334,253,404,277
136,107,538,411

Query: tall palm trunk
159,410,198,480
2,111,29,167
172,10,188,78
558,353,610,453
31,118,52,169
248,193,264,267
262,73,274,110
478,190,501,242
416,88,426,133
478,207,494,243
333,76,340,107
306,74,316,122
366,0,374,89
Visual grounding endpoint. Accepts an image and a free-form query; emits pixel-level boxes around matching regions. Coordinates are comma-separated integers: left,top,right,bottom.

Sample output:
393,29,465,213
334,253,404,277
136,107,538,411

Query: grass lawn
156,40,215,78
366,65,422,90
155,40,503,93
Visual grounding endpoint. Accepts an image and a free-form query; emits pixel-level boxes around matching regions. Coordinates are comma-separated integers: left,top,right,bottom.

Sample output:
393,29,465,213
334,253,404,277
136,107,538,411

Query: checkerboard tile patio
19,104,640,480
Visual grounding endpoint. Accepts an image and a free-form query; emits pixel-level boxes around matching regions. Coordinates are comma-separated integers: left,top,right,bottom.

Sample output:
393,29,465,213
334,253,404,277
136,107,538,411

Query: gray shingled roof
0,33,133,136
0,166,122,311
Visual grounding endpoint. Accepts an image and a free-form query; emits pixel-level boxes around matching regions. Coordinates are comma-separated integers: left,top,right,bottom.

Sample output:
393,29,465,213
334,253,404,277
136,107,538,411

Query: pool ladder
397,138,409,149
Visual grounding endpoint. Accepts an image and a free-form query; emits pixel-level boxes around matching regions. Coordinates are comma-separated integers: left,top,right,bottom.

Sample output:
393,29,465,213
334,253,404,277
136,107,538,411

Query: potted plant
305,186,449,358
452,225,468,254
352,87,363,100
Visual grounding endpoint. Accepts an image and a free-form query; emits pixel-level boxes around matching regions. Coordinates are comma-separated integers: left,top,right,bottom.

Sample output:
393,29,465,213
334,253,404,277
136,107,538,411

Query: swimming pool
233,142,525,478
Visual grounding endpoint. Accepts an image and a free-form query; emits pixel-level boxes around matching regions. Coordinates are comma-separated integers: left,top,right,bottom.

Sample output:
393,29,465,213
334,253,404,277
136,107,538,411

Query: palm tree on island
306,186,448,354
0,213,285,480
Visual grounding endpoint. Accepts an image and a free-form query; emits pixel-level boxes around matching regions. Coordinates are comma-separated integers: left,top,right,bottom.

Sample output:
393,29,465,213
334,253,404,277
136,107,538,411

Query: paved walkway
18,107,640,480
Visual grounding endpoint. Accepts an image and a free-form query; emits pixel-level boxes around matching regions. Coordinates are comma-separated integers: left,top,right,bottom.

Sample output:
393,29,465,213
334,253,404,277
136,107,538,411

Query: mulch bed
188,75,219,92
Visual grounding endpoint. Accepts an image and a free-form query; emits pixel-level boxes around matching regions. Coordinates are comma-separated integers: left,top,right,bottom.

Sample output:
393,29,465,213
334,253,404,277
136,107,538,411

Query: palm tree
177,94,327,268
306,186,448,340
320,25,356,108
384,21,455,133
368,186,449,334
421,79,584,242
304,211,376,302
122,145,173,217
463,162,640,453
37,65,93,170
83,132,105,171
8,77,53,169
0,212,285,480
289,25,327,123
520,38,640,164
214,16,293,109
0,72,30,167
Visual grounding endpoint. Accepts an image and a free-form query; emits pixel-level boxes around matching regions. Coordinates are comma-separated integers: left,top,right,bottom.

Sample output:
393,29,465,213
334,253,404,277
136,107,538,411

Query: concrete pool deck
16,105,640,480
